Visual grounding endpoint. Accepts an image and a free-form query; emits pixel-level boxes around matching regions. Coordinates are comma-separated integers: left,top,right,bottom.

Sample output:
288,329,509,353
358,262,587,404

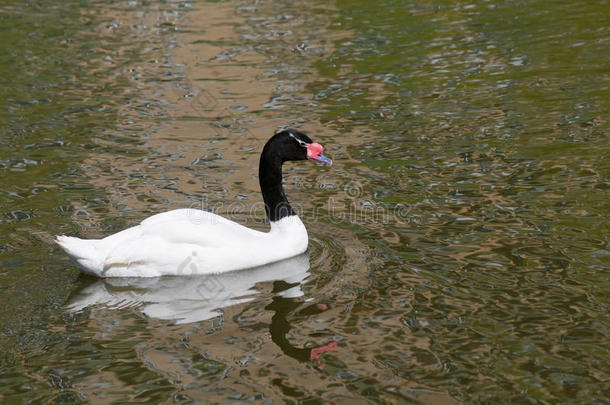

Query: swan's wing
140,208,266,246
98,209,270,276
100,208,266,250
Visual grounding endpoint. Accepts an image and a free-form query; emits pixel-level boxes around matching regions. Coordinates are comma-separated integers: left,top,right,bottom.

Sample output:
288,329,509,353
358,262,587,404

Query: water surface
0,0,608,403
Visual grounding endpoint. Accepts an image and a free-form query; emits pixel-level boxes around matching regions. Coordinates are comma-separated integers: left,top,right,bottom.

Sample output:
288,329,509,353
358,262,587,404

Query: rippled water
0,0,608,403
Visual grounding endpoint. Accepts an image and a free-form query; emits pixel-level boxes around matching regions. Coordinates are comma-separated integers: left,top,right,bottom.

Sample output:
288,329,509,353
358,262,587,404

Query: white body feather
56,208,309,277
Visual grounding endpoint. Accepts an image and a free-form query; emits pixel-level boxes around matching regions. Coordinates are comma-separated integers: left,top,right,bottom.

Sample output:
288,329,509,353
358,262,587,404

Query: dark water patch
0,0,181,388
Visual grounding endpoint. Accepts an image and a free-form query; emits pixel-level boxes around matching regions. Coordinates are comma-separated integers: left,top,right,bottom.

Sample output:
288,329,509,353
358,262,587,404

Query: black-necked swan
56,129,332,277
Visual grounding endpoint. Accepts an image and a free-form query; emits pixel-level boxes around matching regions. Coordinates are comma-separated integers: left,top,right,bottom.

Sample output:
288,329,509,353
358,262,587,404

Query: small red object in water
316,303,328,311
310,341,338,360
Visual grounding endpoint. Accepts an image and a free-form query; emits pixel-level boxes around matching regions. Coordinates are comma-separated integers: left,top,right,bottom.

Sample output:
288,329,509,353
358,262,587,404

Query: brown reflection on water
20,0,605,403
53,0,458,403
76,0,347,231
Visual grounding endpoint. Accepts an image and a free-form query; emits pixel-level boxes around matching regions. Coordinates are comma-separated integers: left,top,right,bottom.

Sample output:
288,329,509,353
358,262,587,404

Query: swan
56,129,332,277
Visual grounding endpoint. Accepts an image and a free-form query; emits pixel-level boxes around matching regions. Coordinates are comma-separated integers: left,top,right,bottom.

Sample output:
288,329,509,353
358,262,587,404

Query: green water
0,0,608,403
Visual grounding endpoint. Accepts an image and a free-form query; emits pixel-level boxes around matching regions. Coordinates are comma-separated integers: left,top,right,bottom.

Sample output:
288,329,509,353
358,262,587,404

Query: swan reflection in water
68,253,311,324
68,252,337,364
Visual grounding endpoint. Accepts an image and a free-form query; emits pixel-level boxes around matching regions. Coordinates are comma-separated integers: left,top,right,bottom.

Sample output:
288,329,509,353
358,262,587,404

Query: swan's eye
289,133,308,148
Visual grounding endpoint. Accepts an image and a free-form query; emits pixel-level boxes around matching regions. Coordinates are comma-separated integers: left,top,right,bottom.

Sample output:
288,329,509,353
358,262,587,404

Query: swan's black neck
259,147,296,222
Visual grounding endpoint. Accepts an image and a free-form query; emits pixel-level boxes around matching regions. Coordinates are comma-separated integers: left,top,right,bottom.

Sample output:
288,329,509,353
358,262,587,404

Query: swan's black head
259,129,331,222
263,129,332,165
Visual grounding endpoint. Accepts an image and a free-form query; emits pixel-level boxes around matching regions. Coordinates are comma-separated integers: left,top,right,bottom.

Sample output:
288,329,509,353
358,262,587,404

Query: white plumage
56,209,308,277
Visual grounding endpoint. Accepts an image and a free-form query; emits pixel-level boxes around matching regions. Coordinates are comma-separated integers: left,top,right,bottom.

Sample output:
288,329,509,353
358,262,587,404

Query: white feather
56,208,308,277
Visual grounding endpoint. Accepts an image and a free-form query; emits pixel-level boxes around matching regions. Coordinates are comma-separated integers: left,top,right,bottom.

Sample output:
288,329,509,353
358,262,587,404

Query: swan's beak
307,143,333,166
311,153,332,165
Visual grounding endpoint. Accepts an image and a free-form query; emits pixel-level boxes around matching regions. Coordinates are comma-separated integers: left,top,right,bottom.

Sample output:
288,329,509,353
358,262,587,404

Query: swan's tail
55,235,104,276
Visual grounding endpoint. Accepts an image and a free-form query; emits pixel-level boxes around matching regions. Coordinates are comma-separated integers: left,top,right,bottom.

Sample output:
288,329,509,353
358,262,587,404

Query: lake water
0,0,608,403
